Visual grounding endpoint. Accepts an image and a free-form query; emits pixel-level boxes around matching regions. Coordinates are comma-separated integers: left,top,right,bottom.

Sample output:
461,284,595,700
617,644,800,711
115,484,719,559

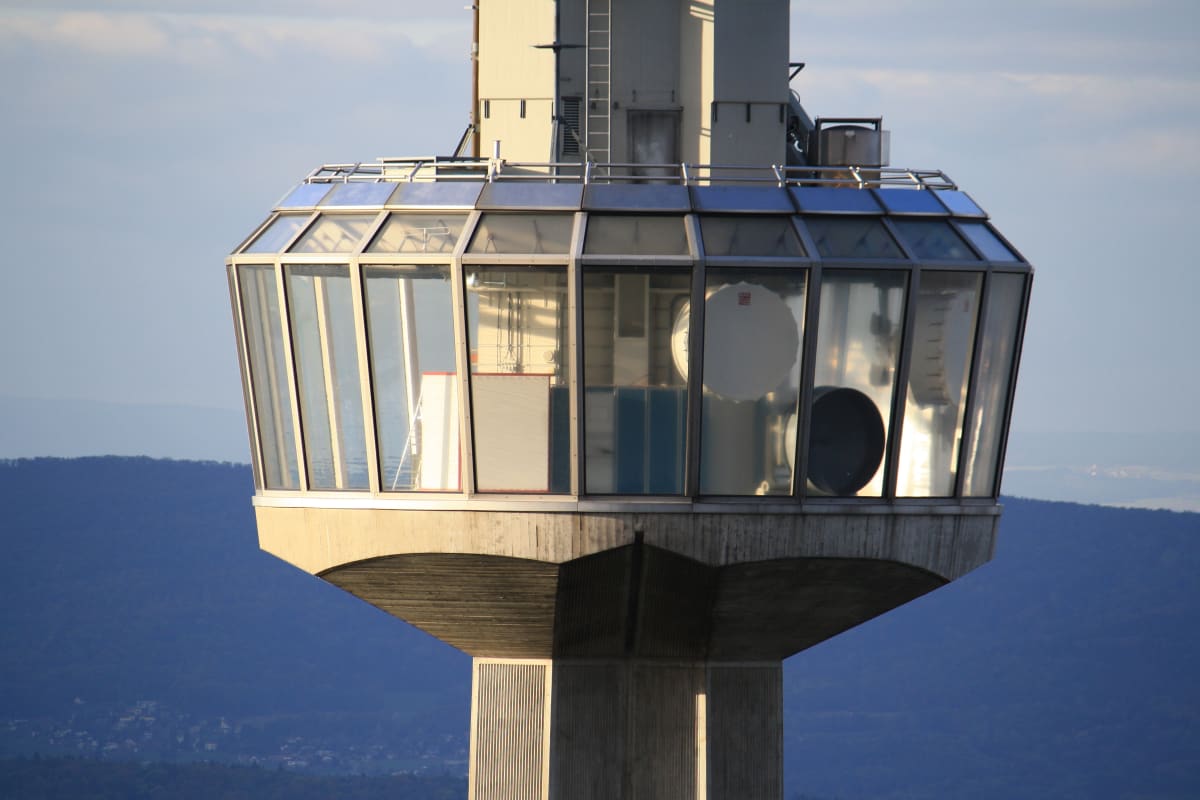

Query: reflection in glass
891,219,977,261
244,214,309,254
238,265,300,489
583,269,691,494
287,265,369,490
962,273,1026,496
465,267,570,492
584,215,689,255
807,269,907,496
959,222,1019,262
364,266,460,491
699,270,807,495
289,214,378,253
896,272,983,497
804,217,902,259
467,213,573,254
369,214,467,254
700,216,805,257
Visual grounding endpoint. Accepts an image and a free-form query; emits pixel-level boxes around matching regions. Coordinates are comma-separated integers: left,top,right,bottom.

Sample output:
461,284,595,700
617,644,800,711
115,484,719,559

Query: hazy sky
1,0,1197,444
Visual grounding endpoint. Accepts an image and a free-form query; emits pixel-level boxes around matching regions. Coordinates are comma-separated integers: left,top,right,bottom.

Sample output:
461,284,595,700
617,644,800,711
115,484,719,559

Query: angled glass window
244,214,309,254
791,186,881,214
959,222,1019,262
806,269,907,497
892,219,977,261
278,183,332,209
368,213,468,254
700,216,805,258
935,190,985,217
962,273,1027,496
875,189,946,215
364,265,461,491
467,213,573,254
584,215,689,256
288,214,377,254
286,265,369,490
896,271,983,497
237,265,300,489
465,266,570,492
583,268,691,494
804,217,903,259
699,269,808,495
320,182,396,206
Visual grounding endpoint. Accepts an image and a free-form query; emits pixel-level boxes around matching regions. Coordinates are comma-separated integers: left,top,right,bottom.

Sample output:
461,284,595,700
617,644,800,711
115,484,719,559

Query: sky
0,0,1197,460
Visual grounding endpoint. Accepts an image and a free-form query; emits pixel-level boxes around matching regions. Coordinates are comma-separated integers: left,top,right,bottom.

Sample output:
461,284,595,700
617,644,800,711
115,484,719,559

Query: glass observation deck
227,161,1030,504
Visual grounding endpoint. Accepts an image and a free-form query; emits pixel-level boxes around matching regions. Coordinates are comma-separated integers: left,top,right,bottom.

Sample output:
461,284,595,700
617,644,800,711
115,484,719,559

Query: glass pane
963,273,1026,496
368,213,468,254
583,268,691,494
875,189,945,214
286,265,369,490
466,267,570,492
699,270,807,495
237,265,300,489
244,214,308,254
466,213,574,254
320,182,396,206
791,187,880,214
289,214,377,253
364,266,461,491
279,183,331,208
806,269,907,497
896,272,983,497
892,219,978,261
584,215,689,255
804,217,903,259
959,222,1019,262
700,216,805,257
935,190,985,217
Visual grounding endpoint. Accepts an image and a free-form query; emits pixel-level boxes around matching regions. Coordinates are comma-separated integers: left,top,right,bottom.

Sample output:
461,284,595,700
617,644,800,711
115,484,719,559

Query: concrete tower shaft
477,0,788,166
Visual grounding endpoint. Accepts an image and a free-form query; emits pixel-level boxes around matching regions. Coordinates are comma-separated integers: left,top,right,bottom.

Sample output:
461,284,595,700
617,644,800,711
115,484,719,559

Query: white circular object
670,282,800,401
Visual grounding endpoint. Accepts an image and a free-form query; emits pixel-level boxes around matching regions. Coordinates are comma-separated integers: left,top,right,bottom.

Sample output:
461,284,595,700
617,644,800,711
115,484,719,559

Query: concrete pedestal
470,659,782,800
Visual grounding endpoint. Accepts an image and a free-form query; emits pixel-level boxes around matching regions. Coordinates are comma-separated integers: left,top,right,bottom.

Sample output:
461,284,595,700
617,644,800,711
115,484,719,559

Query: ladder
586,0,612,166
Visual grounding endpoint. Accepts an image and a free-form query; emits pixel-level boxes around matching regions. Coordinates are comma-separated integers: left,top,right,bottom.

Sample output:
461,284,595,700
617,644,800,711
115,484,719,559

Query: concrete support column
469,658,782,800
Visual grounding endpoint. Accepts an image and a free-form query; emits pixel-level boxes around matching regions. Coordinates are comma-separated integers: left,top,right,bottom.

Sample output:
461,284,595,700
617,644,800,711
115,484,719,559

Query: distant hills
1,457,1198,799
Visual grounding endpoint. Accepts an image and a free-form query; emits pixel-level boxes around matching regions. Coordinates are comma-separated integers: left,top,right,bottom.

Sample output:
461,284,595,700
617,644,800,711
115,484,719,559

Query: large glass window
467,214,573,254
244,214,308,254
804,217,903,259
895,271,983,497
368,214,468,254
962,273,1027,496
288,214,378,254
891,219,977,261
806,269,907,497
700,216,805,258
364,266,460,491
238,265,300,489
465,267,570,492
583,268,691,494
584,216,689,256
286,265,369,490
699,270,807,495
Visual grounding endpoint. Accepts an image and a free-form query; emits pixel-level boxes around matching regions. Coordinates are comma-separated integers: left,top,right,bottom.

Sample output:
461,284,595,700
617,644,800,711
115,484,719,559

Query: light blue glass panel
804,217,903,259
278,183,332,208
583,215,689,255
791,186,881,214
875,189,945,215
288,214,378,253
959,222,1019,262
465,267,570,493
244,214,308,254
896,271,983,497
320,182,398,206
691,185,793,213
583,183,690,212
963,273,1026,496
364,266,460,491
892,219,978,261
467,213,574,254
287,265,369,490
237,265,300,489
700,216,804,257
390,181,483,208
935,190,986,217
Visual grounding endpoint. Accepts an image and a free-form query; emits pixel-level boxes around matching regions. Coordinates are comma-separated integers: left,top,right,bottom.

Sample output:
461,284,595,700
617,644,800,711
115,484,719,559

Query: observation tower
226,1,1031,797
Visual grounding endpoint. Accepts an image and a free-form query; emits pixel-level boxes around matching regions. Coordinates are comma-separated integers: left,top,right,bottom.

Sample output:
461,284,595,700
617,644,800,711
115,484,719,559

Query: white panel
473,374,551,491
419,373,461,491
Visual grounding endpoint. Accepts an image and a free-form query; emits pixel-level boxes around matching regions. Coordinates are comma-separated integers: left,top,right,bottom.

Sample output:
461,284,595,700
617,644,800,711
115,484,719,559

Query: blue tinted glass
584,183,690,211
390,181,484,208
243,214,308,253
960,222,1019,261
892,219,977,260
691,185,793,213
936,190,986,217
803,217,903,259
791,187,880,214
477,182,583,209
278,183,331,208
320,182,398,206
875,189,945,214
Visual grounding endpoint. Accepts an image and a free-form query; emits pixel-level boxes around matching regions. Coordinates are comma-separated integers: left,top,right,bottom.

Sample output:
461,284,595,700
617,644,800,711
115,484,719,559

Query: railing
303,158,958,191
